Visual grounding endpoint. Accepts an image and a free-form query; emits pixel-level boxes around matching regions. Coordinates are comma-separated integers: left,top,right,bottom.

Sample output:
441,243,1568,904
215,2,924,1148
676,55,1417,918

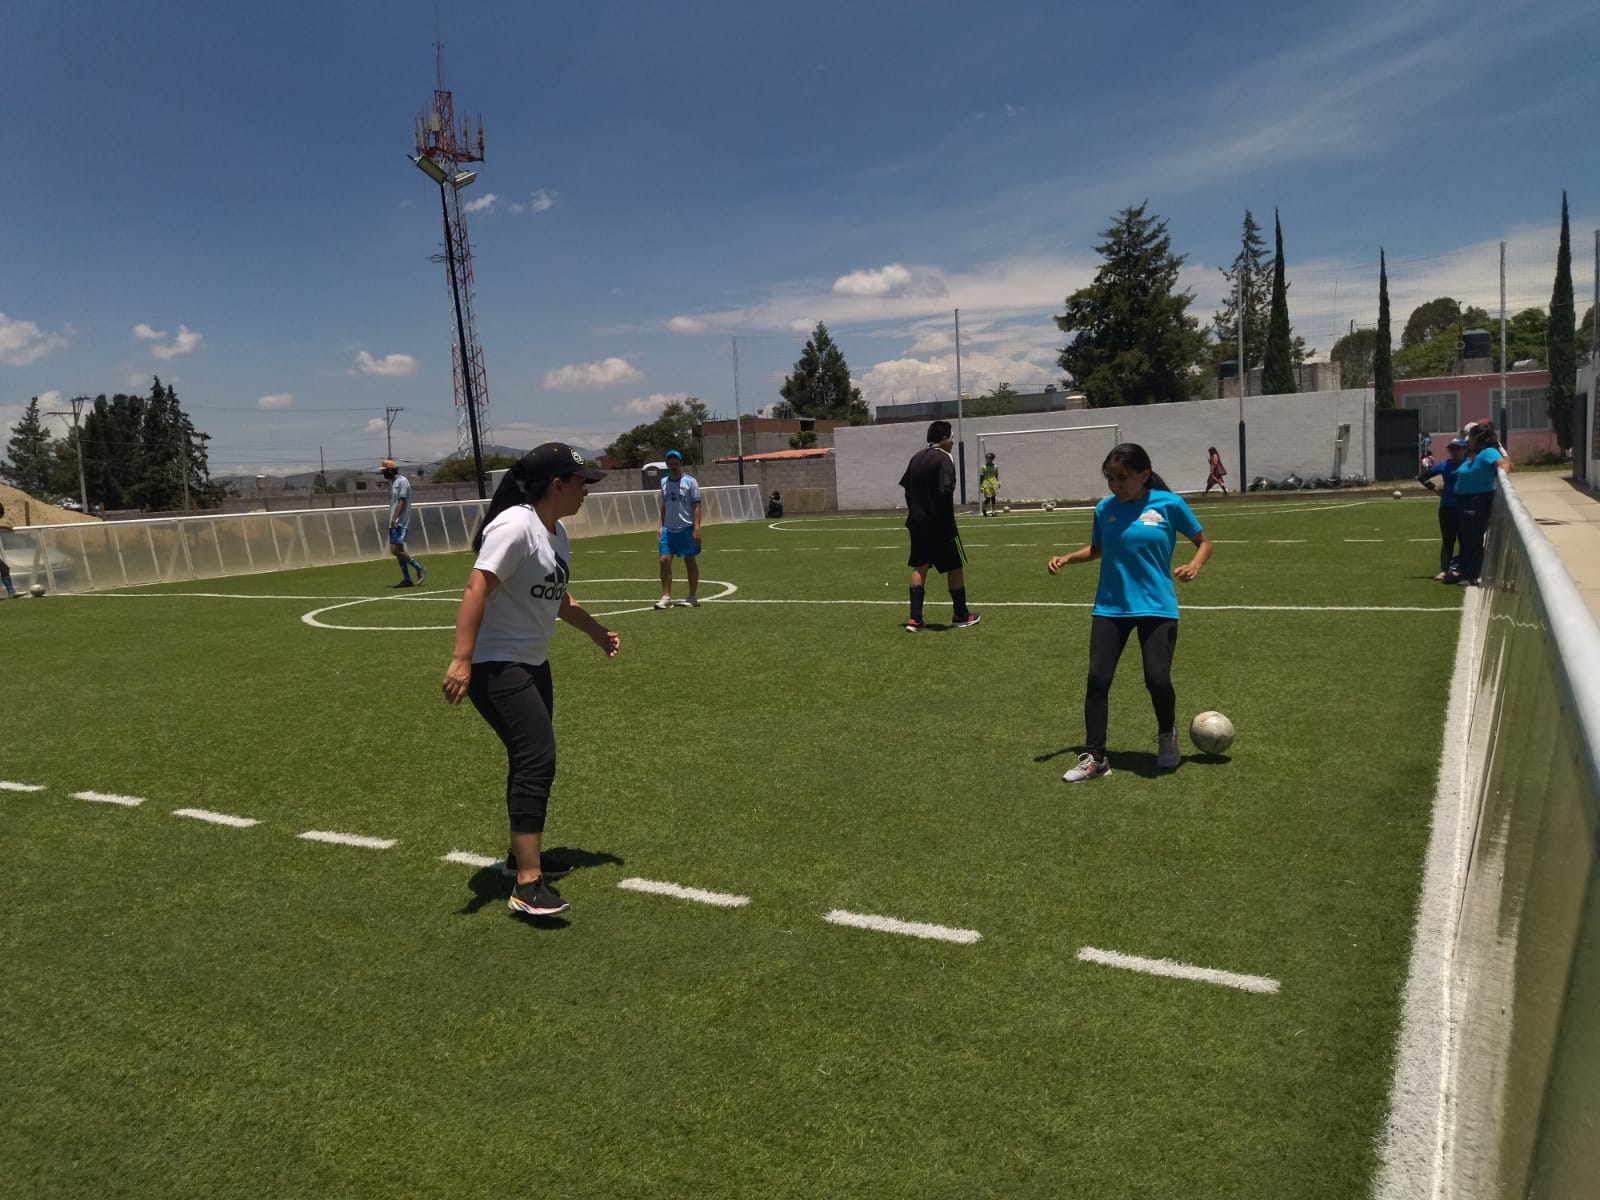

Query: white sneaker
1062,753,1112,783
653,596,672,610
681,595,700,607
1156,730,1181,770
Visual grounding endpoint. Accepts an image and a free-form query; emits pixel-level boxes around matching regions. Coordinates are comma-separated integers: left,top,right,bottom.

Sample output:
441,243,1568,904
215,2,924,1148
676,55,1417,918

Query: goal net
975,424,1121,505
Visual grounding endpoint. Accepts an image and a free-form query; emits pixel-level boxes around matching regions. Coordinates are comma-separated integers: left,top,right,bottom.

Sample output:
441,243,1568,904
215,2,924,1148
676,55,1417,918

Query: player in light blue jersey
654,450,703,608
380,458,426,588
1047,443,1213,782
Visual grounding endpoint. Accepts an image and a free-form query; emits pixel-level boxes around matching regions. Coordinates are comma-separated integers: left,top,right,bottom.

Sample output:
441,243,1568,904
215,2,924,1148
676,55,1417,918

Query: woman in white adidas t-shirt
442,443,619,919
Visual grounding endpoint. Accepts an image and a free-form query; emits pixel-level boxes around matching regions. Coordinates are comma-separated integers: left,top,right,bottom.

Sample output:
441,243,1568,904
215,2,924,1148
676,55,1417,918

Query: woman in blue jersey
1419,438,1468,580
1047,444,1213,782
1448,419,1511,586
443,443,619,919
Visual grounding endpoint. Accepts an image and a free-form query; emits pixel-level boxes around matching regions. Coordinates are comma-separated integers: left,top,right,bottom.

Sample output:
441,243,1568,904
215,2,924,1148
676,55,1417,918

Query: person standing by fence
1448,421,1511,586
1420,438,1468,581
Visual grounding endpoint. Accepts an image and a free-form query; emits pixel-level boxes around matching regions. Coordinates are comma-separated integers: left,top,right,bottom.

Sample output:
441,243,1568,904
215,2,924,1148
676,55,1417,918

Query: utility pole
45,397,90,515
319,445,328,490
954,308,966,503
1237,271,1247,490
731,336,745,485
384,406,404,459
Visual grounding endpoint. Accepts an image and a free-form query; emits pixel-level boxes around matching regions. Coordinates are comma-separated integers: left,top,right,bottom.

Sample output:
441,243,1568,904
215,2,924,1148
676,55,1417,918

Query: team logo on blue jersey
1138,509,1166,527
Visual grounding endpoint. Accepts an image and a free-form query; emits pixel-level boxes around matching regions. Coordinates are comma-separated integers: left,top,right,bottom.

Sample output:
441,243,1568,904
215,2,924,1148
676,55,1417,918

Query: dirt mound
0,484,102,527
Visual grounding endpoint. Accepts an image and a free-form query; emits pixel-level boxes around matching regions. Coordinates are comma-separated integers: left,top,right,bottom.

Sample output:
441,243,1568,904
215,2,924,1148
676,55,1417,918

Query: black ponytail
471,455,555,551
1102,442,1169,493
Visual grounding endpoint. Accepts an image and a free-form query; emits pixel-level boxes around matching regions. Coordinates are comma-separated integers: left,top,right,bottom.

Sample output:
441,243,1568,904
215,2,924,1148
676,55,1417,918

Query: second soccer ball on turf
1392,489,1403,499
29,583,46,598
1188,710,1235,755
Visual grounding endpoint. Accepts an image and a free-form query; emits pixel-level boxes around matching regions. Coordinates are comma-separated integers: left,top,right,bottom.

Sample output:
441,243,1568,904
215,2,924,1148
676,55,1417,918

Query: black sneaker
391,579,415,589
950,612,981,629
508,877,569,916
497,851,573,881
903,617,926,632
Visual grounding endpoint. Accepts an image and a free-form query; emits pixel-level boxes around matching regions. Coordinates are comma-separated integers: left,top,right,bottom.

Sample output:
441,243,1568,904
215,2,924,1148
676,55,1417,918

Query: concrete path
1508,471,1600,626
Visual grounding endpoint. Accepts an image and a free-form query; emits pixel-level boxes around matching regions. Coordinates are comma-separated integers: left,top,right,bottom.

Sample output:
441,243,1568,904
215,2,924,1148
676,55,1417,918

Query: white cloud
149,323,203,360
0,312,70,366
462,192,499,214
37,389,62,408
363,417,387,434
355,351,418,378
510,188,558,215
832,263,946,300
668,315,711,335
133,323,165,340
543,356,642,391
256,393,294,410
613,392,687,418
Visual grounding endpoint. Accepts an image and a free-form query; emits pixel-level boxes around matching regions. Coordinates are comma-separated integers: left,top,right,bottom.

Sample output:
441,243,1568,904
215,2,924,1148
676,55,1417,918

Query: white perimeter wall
835,389,1376,509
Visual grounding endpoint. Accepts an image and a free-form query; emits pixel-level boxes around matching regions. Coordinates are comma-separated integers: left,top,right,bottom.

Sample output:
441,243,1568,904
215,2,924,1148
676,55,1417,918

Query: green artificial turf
1,494,1461,1198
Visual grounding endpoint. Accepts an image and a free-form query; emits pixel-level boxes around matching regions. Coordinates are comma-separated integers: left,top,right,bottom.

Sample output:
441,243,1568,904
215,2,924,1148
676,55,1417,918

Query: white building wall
834,390,1376,509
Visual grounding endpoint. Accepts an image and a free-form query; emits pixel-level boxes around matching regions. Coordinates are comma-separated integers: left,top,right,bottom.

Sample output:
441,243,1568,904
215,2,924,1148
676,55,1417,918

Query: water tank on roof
1217,360,1239,380
1460,329,1491,361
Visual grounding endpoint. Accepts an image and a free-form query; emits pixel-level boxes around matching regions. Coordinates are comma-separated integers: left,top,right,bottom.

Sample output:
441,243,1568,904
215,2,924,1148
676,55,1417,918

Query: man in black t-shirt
897,420,979,632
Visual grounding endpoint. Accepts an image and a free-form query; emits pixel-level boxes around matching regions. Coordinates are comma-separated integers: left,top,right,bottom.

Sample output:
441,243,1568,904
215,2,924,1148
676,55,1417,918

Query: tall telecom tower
412,47,493,467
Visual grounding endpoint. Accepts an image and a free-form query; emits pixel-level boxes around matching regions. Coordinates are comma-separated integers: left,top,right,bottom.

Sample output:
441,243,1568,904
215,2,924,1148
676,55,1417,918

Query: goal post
976,424,1121,506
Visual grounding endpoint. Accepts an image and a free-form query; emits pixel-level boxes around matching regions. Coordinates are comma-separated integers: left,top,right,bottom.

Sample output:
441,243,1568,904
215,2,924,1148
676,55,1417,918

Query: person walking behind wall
900,420,979,632
442,443,618,919
380,458,426,588
1047,443,1213,782
1205,447,1228,494
1419,438,1468,580
1448,420,1511,586
655,449,702,609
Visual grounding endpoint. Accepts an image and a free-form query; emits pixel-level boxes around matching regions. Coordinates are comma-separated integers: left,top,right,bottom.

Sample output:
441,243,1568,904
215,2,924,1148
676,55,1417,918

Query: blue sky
3,0,1596,477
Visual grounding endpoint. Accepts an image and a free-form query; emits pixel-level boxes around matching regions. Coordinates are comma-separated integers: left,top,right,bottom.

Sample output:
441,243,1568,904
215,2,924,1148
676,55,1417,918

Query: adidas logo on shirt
528,560,569,601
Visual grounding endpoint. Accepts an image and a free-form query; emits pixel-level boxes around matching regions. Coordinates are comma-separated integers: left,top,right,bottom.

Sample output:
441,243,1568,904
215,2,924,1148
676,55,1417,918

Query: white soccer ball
29,583,46,598
1392,489,1403,499
1044,501,1055,512
1189,711,1235,755
1002,505,1010,513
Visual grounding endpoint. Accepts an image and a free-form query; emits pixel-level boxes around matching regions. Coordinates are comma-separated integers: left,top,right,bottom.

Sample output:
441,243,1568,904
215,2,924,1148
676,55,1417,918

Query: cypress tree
1262,209,1296,394
1374,250,1394,410
1546,191,1576,452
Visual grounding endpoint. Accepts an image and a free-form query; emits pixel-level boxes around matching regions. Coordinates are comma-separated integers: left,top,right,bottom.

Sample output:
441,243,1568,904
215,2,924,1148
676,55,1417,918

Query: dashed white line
173,808,259,828
441,850,501,869
823,908,981,944
617,877,751,908
1077,945,1279,994
1345,538,1384,543
298,830,397,850
0,780,46,792
1268,539,1308,544
75,791,145,807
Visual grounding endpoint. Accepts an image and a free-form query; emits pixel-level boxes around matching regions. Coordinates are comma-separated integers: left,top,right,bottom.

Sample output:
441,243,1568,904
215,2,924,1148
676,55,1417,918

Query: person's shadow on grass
1033,746,1232,778
456,846,625,922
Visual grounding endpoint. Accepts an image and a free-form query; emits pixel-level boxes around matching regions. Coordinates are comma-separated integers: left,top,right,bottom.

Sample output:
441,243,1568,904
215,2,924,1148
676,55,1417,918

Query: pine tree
1546,191,1576,452
1,397,57,496
1211,210,1271,374
1262,209,1296,394
1374,250,1394,410
1056,203,1208,408
780,323,868,423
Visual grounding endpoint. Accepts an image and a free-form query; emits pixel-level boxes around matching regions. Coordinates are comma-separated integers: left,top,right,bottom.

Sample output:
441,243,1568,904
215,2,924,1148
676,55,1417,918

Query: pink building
1394,368,1556,457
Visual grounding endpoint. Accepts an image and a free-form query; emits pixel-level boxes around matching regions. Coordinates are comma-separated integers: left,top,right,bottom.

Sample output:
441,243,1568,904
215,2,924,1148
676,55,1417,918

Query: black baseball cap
521,442,606,484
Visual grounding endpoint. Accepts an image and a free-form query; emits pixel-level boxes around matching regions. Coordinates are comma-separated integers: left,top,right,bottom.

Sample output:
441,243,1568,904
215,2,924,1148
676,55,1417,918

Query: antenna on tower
410,44,493,485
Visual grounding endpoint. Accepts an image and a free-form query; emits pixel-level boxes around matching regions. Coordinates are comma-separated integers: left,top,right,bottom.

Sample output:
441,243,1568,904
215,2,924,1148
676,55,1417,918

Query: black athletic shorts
907,529,967,573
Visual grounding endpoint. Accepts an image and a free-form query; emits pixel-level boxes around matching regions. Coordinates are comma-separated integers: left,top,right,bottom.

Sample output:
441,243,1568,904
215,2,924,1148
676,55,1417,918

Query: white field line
173,807,259,828
823,908,982,944
1268,539,1308,543
1345,538,1384,542
710,599,1456,613
1076,946,1279,994
1375,587,1481,1199
74,790,145,807
441,850,501,869
75,592,383,601
298,830,396,850
0,780,46,792
617,877,751,908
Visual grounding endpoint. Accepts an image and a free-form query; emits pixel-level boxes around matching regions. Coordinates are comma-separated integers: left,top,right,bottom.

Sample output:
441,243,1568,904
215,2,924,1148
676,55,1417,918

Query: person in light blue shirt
380,458,425,588
1047,443,1213,782
1448,420,1511,585
655,450,703,608
1419,438,1468,580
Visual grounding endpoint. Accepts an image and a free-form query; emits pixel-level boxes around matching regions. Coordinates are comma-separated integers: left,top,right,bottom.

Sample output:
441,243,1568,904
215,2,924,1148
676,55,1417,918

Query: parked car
0,529,76,591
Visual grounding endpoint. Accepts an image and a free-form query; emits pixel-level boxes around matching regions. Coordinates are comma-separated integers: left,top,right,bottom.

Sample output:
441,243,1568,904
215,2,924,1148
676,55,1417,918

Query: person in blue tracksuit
1448,421,1511,586
1419,438,1468,580
1046,443,1214,782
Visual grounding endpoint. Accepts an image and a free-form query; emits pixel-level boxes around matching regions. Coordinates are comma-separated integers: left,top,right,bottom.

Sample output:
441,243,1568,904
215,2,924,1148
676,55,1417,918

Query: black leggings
1084,615,1178,756
468,660,556,833
1456,491,1495,582
1437,505,1461,574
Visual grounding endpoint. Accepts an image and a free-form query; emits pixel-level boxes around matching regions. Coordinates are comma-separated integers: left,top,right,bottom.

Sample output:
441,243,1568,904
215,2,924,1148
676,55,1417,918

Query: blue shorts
389,524,410,546
658,527,699,558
